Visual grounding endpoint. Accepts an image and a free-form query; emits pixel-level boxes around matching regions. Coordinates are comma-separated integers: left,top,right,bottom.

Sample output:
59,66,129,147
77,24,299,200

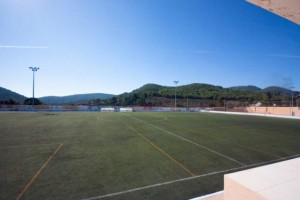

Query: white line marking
82,167,239,200
119,118,196,176
130,116,246,166
82,154,300,200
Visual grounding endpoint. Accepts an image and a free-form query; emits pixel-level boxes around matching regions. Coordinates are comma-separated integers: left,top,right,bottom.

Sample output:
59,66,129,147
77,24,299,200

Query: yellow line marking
119,119,196,177
16,143,64,200
0,143,62,149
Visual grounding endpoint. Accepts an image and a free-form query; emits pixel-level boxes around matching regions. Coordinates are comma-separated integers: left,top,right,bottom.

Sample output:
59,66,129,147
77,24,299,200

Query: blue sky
0,0,300,97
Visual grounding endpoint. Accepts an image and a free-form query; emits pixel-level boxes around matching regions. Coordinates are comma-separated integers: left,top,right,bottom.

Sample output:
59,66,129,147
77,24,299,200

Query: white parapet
224,158,300,200
195,157,300,200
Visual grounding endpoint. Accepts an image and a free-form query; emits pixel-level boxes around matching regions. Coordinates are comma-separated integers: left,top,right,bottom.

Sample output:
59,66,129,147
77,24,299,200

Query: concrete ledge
224,158,300,200
193,158,300,200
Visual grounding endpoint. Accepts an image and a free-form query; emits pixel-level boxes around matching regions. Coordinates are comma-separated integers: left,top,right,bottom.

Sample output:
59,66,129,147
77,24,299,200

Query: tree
0,99,18,105
24,98,42,105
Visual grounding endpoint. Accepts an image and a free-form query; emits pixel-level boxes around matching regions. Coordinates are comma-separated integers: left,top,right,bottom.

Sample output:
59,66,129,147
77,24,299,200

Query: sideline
82,154,300,200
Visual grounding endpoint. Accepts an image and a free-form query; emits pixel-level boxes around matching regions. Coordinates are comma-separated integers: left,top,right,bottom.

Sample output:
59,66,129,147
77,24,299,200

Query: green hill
1,84,298,106
0,87,27,104
131,83,164,93
262,86,292,96
229,85,262,92
103,83,298,107
40,93,115,105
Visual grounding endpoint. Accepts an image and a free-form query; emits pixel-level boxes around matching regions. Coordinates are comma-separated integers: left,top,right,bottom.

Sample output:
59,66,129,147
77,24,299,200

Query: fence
0,102,299,117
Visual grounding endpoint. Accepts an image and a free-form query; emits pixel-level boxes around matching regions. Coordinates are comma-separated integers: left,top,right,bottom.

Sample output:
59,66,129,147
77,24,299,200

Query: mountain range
0,87,27,104
0,83,298,105
0,87,115,105
108,83,298,107
39,93,115,105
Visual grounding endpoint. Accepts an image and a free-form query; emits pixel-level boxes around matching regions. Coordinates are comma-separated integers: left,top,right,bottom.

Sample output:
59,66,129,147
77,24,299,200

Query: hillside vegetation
1,84,299,106
0,87,27,104
40,93,115,105
99,83,298,107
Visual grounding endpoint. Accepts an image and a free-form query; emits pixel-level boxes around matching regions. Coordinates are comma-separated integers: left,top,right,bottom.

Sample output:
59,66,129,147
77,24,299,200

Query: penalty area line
16,143,64,200
82,154,300,200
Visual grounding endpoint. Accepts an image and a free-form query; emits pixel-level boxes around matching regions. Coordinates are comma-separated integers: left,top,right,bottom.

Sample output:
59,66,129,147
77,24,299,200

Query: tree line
88,84,299,107
1,83,299,107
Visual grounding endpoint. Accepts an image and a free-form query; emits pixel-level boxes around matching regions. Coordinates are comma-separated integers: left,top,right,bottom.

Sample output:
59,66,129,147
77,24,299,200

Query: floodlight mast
291,86,294,115
29,67,39,106
174,81,179,111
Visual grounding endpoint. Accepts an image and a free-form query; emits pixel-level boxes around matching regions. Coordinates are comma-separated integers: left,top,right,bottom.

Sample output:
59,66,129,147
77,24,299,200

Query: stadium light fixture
29,67,40,106
174,81,179,111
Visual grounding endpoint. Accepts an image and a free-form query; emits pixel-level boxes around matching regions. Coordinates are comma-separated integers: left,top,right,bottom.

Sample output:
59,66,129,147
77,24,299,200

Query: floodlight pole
174,81,179,111
291,87,294,115
29,67,39,106
224,89,227,111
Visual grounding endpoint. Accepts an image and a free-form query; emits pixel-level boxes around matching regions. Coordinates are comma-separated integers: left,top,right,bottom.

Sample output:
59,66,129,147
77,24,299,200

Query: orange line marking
16,143,64,200
119,119,195,177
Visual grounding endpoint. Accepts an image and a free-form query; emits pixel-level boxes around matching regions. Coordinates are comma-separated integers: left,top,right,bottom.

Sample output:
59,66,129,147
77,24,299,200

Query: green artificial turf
0,112,299,200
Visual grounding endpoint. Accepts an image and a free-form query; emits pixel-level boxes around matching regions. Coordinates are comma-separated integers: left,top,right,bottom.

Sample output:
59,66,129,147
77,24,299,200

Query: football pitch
0,112,299,200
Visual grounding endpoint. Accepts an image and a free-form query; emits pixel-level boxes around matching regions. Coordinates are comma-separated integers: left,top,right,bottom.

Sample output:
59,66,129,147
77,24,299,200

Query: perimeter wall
246,106,300,117
1,104,300,117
